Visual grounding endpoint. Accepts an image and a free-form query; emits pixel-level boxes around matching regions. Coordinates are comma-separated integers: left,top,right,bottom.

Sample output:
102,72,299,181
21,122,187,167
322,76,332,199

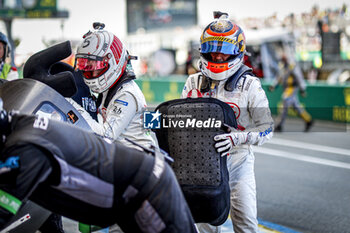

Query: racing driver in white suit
181,13,274,233
69,23,157,151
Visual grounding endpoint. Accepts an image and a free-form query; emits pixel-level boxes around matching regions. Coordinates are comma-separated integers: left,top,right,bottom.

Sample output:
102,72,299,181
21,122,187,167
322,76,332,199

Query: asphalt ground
255,117,350,233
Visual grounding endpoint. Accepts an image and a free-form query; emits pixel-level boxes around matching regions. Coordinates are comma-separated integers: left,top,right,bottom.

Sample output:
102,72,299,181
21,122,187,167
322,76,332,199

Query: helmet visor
76,57,107,72
201,40,241,55
75,55,109,80
75,53,107,70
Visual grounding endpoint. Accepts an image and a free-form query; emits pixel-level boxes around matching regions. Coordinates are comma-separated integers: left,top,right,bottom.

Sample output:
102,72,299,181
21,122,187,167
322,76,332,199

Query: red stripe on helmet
108,61,127,89
110,36,123,61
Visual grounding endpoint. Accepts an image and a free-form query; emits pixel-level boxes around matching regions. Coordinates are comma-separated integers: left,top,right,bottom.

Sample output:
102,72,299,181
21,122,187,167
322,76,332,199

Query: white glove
214,130,248,157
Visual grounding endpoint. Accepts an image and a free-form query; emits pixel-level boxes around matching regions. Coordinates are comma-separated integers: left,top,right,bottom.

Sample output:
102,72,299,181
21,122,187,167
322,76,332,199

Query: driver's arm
67,92,137,140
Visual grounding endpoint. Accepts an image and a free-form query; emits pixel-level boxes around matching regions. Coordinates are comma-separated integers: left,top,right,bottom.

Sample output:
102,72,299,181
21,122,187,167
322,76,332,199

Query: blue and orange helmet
199,13,246,81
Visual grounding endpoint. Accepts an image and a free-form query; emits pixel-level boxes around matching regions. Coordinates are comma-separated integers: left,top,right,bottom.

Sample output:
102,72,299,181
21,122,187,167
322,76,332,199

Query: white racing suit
181,72,274,233
68,80,157,150
68,80,158,232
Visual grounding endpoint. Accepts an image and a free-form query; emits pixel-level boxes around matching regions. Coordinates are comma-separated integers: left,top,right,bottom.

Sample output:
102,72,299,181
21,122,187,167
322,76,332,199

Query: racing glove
214,126,248,156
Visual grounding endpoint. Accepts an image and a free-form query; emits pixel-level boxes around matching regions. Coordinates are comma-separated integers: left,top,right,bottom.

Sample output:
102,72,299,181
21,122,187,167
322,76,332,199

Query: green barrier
135,78,186,104
262,82,350,123
135,77,350,123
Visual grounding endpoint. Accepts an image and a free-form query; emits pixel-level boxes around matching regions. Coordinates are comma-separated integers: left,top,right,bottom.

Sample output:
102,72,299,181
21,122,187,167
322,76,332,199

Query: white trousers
196,152,258,233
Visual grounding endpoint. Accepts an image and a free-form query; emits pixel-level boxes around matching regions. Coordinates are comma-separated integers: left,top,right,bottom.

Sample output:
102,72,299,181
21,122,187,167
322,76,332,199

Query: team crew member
0,104,197,233
269,55,313,132
181,12,274,233
0,32,18,81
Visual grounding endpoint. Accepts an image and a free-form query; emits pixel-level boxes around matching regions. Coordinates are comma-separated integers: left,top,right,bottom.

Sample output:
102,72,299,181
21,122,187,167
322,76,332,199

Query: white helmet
199,13,246,81
75,23,128,93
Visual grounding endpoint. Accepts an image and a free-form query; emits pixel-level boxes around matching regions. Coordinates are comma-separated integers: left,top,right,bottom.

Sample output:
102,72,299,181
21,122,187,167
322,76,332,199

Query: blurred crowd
7,3,350,80
236,4,350,55
182,4,350,82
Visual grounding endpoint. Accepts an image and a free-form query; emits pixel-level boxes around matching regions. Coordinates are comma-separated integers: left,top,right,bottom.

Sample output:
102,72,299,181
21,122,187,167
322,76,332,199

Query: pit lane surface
253,118,350,233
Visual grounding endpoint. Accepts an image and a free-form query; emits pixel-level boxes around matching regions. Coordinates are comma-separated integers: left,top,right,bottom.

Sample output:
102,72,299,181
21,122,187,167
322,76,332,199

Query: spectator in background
0,32,18,81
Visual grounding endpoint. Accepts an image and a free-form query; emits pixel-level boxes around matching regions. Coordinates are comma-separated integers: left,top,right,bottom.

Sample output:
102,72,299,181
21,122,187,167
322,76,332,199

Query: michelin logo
144,110,161,129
